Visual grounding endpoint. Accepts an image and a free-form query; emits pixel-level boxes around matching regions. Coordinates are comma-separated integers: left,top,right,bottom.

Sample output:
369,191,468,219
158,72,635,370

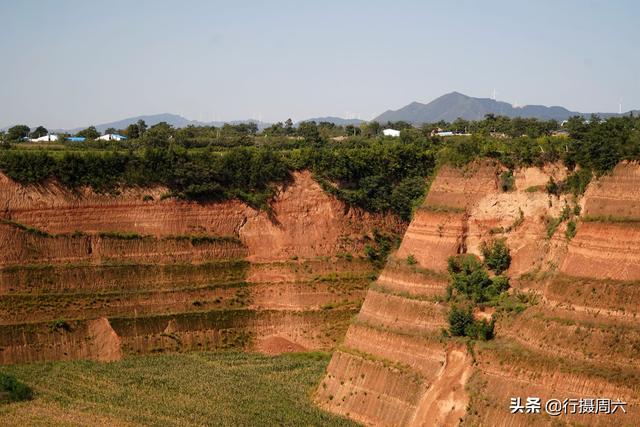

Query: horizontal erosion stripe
357,290,447,335
343,323,444,376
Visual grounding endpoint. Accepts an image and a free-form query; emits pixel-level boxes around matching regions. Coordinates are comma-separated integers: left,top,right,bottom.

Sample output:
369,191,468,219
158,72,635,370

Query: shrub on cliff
499,170,514,192
447,306,495,340
563,168,592,196
364,229,398,268
448,306,474,337
481,239,511,274
447,255,510,303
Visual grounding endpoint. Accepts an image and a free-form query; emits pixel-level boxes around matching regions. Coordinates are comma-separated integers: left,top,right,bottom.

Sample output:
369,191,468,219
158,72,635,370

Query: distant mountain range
6,114,362,134
3,92,638,133
374,92,639,124
46,114,272,134
301,117,365,126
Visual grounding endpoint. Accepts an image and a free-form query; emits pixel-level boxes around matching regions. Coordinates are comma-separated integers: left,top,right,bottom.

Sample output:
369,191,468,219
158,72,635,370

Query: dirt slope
0,170,404,363
318,160,640,426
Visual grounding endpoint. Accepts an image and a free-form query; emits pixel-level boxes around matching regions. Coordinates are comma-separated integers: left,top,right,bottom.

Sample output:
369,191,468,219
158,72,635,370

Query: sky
0,0,639,129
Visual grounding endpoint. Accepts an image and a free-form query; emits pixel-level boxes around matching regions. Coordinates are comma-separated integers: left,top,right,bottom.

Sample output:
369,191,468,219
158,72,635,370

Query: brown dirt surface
514,163,567,191
254,335,307,355
582,161,640,219
87,317,122,362
410,347,473,427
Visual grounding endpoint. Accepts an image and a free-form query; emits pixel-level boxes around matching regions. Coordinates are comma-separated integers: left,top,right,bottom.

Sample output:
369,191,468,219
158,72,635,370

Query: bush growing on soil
364,229,398,268
50,319,72,332
546,177,560,196
447,255,510,303
406,254,417,265
448,306,474,336
566,220,577,239
481,239,511,274
0,373,33,403
499,170,514,192
447,306,495,340
563,168,593,196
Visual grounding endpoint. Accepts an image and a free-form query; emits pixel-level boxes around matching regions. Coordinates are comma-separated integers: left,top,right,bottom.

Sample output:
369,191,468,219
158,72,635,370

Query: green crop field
0,352,357,426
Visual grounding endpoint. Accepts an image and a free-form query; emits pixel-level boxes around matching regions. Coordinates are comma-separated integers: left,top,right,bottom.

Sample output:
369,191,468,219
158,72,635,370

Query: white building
30,134,59,142
382,129,400,137
97,133,127,141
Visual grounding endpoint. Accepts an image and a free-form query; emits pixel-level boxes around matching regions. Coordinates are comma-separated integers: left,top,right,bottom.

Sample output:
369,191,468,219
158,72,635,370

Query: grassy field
0,352,357,426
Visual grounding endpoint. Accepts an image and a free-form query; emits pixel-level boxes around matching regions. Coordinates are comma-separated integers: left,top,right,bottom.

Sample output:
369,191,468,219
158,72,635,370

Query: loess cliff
317,161,640,426
0,170,404,364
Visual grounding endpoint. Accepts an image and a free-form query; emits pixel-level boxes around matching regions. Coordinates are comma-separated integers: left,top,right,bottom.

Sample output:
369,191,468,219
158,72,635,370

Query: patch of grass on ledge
418,204,466,214
0,352,357,426
97,231,149,240
385,257,449,280
164,234,242,245
1,219,53,238
476,338,640,391
581,215,640,224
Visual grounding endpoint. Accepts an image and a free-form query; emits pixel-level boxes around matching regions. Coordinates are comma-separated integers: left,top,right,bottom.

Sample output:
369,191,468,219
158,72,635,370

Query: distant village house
382,129,400,137
97,133,127,141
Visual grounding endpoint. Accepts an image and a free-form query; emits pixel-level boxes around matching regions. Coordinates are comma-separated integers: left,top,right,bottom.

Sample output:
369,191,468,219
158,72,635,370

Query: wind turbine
619,97,623,115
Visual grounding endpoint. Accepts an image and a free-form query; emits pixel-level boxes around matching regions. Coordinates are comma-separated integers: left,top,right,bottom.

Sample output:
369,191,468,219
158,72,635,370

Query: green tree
6,125,30,141
447,254,510,303
125,123,140,139
284,118,294,135
137,119,148,137
499,170,514,192
29,126,48,139
481,239,511,274
76,126,100,140
448,306,474,337
142,122,174,148
297,121,322,143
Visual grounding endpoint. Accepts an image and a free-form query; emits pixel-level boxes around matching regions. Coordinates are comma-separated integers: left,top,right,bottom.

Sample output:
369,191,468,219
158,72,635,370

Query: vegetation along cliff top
2,115,638,222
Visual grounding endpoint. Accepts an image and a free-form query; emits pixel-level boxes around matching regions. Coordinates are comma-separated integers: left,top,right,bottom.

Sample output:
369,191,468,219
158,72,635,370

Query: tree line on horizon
0,114,638,221
0,113,598,146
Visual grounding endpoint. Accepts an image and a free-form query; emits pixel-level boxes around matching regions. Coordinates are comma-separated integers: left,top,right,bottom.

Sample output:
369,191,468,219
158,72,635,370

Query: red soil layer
0,170,401,364
1,170,404,262
250,281,367,310
357,289,446,335
467,191,570,276
375,261,448,298
470,343,639,427
319,161,640,426
0,262,246,295
343,323,444,377
0,223,246,267
0,317,121,364
254,335,307,355
513,162,567,191
582,161,640,219
240,171,404,261
316,350,424,426
425,162,501,210
561,222,640,280
410,346,472,427
394,210,466,272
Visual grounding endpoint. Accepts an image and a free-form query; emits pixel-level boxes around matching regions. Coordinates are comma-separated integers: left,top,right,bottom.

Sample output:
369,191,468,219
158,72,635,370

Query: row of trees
2,115,639,216
0,114,578,145
0,138,435,218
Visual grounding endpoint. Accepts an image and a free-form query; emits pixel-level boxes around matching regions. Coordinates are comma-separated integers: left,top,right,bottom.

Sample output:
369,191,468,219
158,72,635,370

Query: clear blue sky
1,0,638,128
